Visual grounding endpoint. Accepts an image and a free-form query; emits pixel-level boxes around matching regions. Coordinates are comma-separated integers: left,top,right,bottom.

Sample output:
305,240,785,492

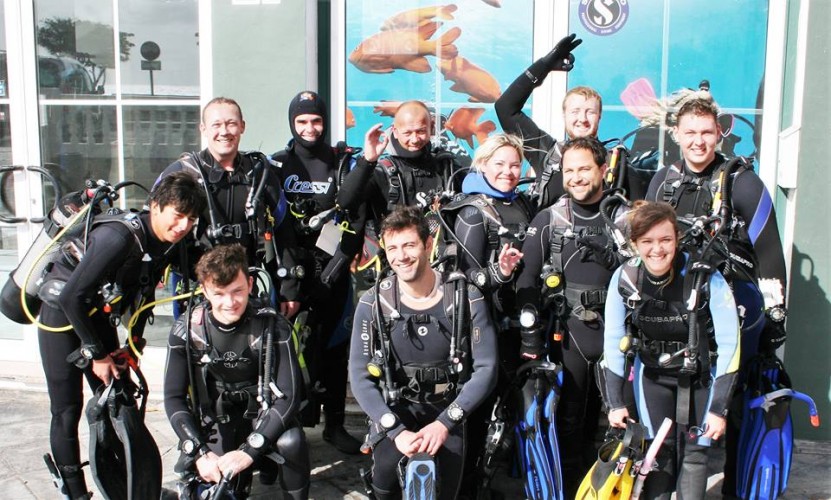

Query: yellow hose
21,203,93,332
126,288,202,359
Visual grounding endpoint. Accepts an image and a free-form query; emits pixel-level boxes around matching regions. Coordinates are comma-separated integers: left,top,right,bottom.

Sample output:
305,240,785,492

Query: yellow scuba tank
576,421,647,499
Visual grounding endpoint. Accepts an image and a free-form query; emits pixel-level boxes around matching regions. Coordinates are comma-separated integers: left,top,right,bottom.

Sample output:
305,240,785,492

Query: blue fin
737,355,820,500
404,453,437,500
516,361,564,500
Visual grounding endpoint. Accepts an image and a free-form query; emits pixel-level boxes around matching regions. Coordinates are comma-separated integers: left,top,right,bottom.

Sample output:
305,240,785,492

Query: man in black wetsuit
496,34,651,208
644,97,788,498
349,206,498,500
164,244,310,499
270,90,363,454
156,97,297,314
337,100,465,251
515,137,628,496
37,172,205,499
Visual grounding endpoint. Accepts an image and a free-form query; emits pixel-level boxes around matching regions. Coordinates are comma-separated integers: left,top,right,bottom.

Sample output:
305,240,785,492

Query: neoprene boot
322,424,362,454
677,444,708,500
323,410,361,454
372,485,400,500
283,483,310,500
641,446,676,500
59,464,92,500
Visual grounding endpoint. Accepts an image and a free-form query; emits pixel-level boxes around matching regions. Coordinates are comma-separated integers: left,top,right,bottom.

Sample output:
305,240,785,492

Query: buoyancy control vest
439,193,532,275
659,154,759,282
615,256,715,372
540,196,624,322
180,299,278,422
38,210,152,325
369,273,473,404
271,141,359,237
177,150,281,253
378,145,463,214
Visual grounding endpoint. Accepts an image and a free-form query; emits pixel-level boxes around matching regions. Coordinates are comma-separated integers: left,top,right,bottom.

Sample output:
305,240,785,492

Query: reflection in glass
122,105,200,206
119,0,199,98
0,104,14,228
39,105,118,197
34,0,130,98
0,0,6,98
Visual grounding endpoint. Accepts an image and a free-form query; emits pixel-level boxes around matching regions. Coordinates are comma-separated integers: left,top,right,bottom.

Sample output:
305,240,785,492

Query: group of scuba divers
2,33,807,500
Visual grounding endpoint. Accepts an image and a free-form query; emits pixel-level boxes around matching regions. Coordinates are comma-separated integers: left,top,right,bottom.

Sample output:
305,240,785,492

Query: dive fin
516,360,561,500
404,452,437,500
576,421,645,500
87,372,162,499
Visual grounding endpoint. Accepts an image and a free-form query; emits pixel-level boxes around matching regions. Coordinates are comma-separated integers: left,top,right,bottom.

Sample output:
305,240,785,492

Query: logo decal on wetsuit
221,351,239,368
578,0,629,36
417,326,428,336
283,174,331,195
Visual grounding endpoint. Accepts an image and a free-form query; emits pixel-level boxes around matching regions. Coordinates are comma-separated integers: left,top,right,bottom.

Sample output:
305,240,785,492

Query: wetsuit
495,72,651,207
515,195,627,494
157,149,294,290
442,172,533,494
271,138,363,431
645,152,787,496
164,299,309,499
38,211,178,499
603,254,740,499
349,271,498,500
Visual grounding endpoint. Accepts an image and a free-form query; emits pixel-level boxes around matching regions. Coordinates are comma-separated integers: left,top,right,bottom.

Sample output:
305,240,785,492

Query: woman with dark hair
601,201,740,499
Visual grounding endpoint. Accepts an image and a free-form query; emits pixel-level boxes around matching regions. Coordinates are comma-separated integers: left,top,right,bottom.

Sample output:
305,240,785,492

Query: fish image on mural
345,107,356,129
439,56,502,103
372,100,403,117
349,21,461,74
380,4,458,31
444,107,495,148
344,0,534,155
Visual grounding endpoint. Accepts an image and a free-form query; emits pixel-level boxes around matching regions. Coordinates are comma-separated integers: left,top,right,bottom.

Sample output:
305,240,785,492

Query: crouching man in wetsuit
349,205,498,500
164,244,310,499
38,172,205,499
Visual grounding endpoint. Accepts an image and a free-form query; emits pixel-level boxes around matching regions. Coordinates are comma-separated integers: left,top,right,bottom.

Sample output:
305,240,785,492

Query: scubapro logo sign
579,0,629,36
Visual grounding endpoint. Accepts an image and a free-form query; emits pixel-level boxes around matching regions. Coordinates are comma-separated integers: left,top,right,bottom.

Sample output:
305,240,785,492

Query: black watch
767,306,787,323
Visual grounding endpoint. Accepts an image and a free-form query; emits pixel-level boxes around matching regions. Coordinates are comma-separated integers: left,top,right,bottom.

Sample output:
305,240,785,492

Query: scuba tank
0,179,133,324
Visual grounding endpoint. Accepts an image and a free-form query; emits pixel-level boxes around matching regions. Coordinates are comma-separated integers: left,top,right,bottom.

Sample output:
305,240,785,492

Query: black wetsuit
157,149,295,290
349,273,498,500
338,142,458,219
164,300,309,499
271,140,362,429
38,211,177,498
645,153,787,496
448,185,533,495
604,254,740,499
495,71,651,207
515,196,626,494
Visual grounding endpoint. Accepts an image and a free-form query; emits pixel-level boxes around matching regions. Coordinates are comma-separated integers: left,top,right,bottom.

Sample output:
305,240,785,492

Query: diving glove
525,33,583,84
577,234,619,269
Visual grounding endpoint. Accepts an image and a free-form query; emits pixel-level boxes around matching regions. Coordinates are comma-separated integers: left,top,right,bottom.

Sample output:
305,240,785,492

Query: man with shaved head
337,100,465,224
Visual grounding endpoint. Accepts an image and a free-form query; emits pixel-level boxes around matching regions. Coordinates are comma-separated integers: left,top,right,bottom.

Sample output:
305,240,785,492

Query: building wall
784,0,831,440
211,1,310,154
